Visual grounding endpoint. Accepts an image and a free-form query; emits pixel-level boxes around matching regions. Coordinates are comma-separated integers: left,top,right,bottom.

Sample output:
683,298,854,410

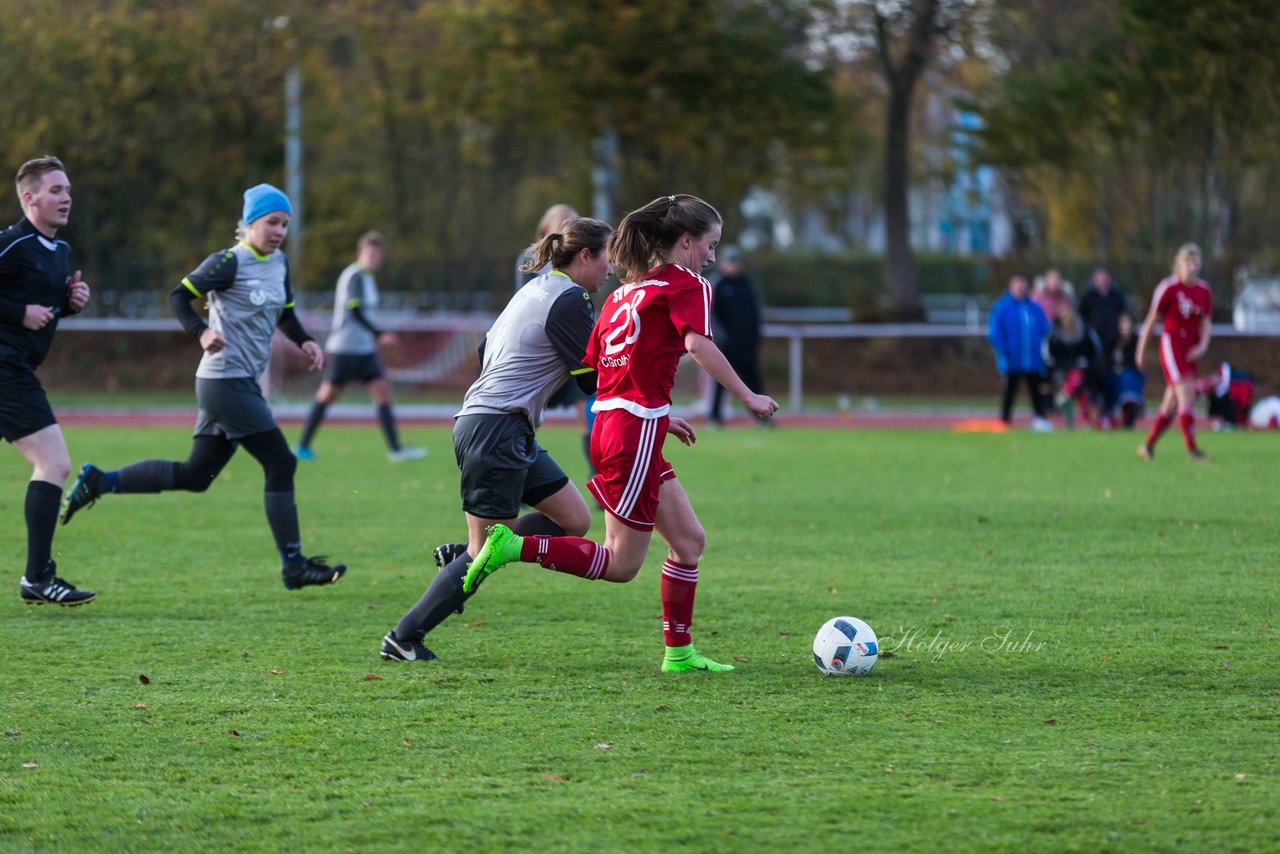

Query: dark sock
298,402,328,450
395,552,471,641
264,491,303,566
511,512,567,537
116,460,176,493
24,481,61,581
377,404,400,451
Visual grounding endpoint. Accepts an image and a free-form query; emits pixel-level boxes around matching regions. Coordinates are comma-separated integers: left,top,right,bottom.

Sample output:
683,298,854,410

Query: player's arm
279,259,322,370
546,288,597,394
1188,314,1212,361
170,250,237,352
0,241,43,328
684,330,777,418
1134,284,1165,371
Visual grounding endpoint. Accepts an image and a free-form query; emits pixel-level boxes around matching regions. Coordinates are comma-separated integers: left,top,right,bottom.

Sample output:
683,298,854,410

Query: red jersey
1153,276,1212,348
586,263,712,418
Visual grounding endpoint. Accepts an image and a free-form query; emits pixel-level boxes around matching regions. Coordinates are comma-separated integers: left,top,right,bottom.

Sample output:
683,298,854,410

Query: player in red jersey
1135,242,1212,460
462,194,779,673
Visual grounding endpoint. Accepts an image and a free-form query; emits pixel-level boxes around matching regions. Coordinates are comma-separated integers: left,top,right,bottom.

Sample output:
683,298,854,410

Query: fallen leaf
1221,661,1231,669
543,773,565,782
361,800,371,807
242,651,249,659
138,674,150,685
1132,819,1146,825
268,669,283,676
594,742,613,750
733,656,748,663
402,740,413,747
1044,719,1058,726
362,673,383,681
22,763,37,769
826,586,838,594
1213,644,1229,649
879,650,896,659
189,738,203,744
227,729,241,737
4,731,18,738
1235,773,1246,781
883,766,893,773
133,703,148,710
777,630,791,637
632,769,649,777
990,796,1007,802
471,619,486,627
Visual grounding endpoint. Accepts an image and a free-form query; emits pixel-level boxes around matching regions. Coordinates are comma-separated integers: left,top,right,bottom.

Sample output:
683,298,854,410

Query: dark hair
608,194,721,282
357,230,384,252
523,217,612,273
15,155,66,197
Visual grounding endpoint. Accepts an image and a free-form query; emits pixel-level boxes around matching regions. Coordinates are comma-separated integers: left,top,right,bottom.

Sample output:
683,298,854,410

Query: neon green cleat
461,524,521,593
660,645,736,673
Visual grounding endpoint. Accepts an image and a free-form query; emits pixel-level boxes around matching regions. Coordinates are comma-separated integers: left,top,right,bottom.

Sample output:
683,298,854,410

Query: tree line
2,0,1277,313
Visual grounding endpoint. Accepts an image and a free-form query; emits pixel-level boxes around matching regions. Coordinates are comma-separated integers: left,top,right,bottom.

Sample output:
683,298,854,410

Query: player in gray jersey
60,184,347,590
380,216,612,662
294,230,425,463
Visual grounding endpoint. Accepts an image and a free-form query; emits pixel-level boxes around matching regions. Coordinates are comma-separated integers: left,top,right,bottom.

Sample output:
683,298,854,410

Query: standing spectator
988,273,1053,431
2,156,96,605
1135,242,1212,461
380,217,612,662
294,230,426,463
1102,312,1145,429
1044,304,1104,429
1032,267,1074,324
1078,266,1130,354
60,184,347,590
462,194,779,674
707,245,765,426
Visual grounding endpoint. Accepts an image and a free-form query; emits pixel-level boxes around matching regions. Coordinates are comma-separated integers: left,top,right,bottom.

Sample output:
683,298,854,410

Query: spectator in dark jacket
1077,266,1129,354
708,246,766,425
988,273,1052,431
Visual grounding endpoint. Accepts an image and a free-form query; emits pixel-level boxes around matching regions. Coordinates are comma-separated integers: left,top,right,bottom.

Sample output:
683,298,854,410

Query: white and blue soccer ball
813,616,878,676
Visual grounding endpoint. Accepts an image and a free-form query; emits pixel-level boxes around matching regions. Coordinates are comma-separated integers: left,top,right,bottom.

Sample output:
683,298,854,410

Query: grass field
2,423,1277,851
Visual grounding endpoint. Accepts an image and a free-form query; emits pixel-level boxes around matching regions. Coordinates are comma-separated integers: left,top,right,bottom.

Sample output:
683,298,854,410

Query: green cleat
660,645,736,673
461,524,521,593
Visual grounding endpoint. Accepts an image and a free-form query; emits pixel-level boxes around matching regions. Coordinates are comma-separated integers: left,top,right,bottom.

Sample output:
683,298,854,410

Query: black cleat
380,630,439,662
60,463,105,525
282,556,346,590
433,542,468,569
21,563,96,606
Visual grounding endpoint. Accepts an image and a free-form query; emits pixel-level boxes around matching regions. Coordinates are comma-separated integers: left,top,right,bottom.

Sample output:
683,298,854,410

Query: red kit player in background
462,194,779,673
1135,242,1212,461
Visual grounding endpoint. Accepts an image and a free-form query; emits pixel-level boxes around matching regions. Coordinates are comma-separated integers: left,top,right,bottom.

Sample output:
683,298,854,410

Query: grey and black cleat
20,563,96,606
60,463,105,525
282,556,347,590
433,542,468,569
380,630,440,662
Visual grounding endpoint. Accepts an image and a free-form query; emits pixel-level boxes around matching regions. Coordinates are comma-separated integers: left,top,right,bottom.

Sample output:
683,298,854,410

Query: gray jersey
459,270,596,428
326,263,379,355
182,242,294,380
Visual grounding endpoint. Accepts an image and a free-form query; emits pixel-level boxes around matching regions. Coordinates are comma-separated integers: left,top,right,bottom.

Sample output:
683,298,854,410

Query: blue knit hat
242,183,292,224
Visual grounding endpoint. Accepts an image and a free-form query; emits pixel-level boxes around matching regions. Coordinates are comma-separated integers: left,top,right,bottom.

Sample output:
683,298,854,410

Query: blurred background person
1077,265,1129,355
707,245,765,426
1032,267,1074,324
988,273,1052,431
1102,312,1145,429
1044,304,1104,429
295,230,425,463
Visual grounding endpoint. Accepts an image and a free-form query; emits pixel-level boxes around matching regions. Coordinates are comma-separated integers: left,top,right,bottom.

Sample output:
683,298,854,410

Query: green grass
2,424,1277,851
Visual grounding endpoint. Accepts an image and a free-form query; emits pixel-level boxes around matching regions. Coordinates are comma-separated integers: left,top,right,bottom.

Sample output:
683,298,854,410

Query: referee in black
0,156,95,605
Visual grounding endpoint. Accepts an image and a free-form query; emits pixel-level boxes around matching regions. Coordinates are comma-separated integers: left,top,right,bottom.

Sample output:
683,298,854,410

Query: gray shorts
194,376,279,440
453,413,569,519
325,352,384,385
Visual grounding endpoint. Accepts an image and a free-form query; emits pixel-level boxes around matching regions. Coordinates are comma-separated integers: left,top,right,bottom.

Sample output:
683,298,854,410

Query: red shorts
1159,334,1197,385
586,409,676,531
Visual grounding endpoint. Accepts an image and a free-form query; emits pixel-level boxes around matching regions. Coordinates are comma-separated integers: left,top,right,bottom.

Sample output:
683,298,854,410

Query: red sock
661,560,698,647
1178,410,1198,452
519,536,608,580
1145,411,1173,449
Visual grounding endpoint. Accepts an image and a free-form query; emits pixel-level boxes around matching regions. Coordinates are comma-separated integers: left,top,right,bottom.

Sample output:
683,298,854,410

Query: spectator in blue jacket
988,273,1053,431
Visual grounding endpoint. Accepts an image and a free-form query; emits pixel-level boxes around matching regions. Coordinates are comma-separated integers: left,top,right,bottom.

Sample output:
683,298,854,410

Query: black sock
24,481,61,581
117,460,177,493
511,512,567,537
377,404,400,451
264,491,303,566
298,402,328,450
395,552,471,641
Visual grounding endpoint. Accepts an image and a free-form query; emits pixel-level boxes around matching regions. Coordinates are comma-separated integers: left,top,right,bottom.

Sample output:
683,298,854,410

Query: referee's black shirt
0,217,74,367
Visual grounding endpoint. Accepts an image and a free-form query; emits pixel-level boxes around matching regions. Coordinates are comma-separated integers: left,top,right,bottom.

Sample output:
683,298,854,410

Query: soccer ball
812,616,878,677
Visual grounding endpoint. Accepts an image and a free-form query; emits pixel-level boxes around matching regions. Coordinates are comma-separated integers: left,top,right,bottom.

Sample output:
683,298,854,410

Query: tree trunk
884,80,922,320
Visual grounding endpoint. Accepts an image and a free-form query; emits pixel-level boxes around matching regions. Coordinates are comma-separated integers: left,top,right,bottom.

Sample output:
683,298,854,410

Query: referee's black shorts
0,347,56,442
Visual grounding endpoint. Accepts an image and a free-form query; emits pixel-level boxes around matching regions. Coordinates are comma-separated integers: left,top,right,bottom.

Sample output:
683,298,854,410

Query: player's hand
744,392,779,420
199,328,227,354
22,304,56,330
302,340,325,371
67,270,90,311
1135,350,1145,371
667,417,696,446
1186,344,1205,362
377,331,399,348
